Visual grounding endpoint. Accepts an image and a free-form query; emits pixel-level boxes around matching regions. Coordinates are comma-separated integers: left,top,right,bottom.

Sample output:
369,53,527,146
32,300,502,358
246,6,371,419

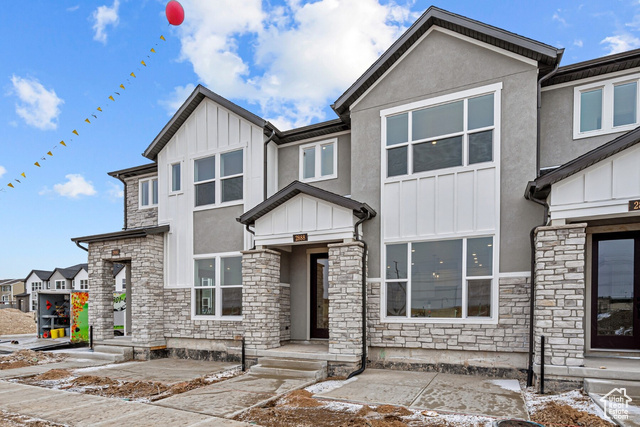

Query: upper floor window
299,139,337,182
140,177,158,208
79,279,89,290
1,286,9,292
31,281,42,291
171,162,181,193
384,87,497,178
55,280,65,290
574,75,640,139
194,149,243,207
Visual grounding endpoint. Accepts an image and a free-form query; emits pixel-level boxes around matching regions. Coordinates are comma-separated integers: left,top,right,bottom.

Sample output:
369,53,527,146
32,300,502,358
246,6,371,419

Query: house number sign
293,233,308,242
112,249,121,256
629,200,640,211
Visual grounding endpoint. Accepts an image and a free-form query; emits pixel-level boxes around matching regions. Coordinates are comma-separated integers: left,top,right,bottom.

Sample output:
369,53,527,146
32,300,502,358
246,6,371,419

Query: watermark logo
600,388,632,421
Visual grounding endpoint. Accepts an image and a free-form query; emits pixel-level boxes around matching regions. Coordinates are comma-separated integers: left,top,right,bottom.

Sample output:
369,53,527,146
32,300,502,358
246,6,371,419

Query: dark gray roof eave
71,225,170,244
108,163,157,179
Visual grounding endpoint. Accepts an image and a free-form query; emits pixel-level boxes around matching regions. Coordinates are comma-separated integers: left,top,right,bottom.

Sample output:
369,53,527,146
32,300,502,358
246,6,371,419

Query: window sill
300,174,338,184
168,191,184,197
139,205,158,210
381,316,498,325
191,315,243,322
193,200,244,212
573,123,637,140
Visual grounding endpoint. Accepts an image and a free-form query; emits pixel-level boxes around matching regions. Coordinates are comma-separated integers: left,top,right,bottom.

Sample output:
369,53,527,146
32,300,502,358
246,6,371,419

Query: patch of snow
490,379,521,393
306,377,357,395
205,366,241,381
523,384,614,424
320,400,363,413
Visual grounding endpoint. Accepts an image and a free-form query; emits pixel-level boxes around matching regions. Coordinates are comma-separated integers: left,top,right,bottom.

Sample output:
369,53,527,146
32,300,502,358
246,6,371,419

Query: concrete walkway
315,369,528,419
0,358,110,380
0,381,248,426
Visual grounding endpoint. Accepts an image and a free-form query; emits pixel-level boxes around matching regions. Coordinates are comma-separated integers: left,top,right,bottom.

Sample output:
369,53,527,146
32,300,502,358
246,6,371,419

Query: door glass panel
597,239,634,337
315,257,329,331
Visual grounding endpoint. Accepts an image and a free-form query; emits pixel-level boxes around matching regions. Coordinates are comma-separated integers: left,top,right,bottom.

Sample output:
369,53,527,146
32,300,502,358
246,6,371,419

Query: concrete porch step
585,379,640,427
250,357,327,379
585,378,640,398
58,349,125,363
93,345,133,359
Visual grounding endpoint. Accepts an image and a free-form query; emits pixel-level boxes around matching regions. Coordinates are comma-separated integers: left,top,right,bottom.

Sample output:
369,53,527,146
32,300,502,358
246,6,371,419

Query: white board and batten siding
383,166,497,241
255,194,354,246
549,144,640,221
157,98,266,288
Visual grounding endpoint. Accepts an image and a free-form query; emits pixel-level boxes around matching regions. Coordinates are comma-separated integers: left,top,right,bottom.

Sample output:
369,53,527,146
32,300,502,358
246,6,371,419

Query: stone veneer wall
280,283,291,342
328,242,364,356
125,176,158,229
242,249,281,350
163,288,243,340
534,224,586,367
87,234,164,344
367,276,530,352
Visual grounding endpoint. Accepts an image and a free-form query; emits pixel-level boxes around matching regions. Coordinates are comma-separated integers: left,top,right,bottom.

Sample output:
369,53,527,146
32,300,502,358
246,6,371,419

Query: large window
384,237,494,321
194,149,243,207
139,177,158,208
193,254,242,318
385,92,495,177
55,280,65,290
31,281,42,292
299,139,337,182
574,75,640,139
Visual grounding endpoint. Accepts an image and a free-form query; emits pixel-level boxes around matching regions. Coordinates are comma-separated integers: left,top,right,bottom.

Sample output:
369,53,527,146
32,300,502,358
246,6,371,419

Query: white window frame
193,148,244,210
192,252,243,321
382,235,497,324
55,280,65,290
31,281,42,292
299,138,338,183
31,300,37,311
169,161,182,195
381,84,500,180
139,176,159,209
573,73,640,139
79,279,89,290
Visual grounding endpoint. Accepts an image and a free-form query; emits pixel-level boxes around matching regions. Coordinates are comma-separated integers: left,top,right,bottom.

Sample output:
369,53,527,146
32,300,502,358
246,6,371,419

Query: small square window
299,139,337,182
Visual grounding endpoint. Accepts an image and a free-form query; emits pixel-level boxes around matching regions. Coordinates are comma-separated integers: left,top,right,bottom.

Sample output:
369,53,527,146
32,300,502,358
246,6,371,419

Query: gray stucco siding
540,84,628,168
193,205,244,254
277,134,351,196
350,29,541,274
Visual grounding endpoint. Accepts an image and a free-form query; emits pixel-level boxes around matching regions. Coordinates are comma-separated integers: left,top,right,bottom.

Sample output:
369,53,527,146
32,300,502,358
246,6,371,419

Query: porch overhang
237,181,376,247
71,225,169,245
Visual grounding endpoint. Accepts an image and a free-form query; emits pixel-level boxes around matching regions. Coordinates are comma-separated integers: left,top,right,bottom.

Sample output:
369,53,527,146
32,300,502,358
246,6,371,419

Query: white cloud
176,0,414,129
67,5,80,12
0,166,6,179
573,39,583,48
552,10,567,26
601,34,640,54
159,84,196,115
106,181,124,200
52,174,96,198
10,75,64,130
92,0,119,44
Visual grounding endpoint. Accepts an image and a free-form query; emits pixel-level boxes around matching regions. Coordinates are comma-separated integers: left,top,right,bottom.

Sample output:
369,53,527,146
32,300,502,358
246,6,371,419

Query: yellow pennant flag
34,162,41,167
7,183,14,188
85,118,91,124
120,84,125,90
160,35,166,41
47,151,53,156
109,95,115,101
130,72,136,78
97,107,103,112
141,60,146,67
72,130,79,136
60,140,66,147
21,173,26,178
150,48,156,53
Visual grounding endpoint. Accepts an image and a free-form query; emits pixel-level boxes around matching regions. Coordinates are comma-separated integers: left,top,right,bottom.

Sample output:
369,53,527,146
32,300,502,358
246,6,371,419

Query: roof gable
332,6,562,118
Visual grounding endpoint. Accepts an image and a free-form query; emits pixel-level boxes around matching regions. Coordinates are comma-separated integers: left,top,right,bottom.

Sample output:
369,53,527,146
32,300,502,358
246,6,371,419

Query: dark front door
592,232,640,350
310,253,329,339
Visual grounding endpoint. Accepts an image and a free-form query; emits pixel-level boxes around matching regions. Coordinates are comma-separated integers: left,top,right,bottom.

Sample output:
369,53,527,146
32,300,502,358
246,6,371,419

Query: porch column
534,223,587,367
328,241,364,356
242,248,281,350
87,254,114,341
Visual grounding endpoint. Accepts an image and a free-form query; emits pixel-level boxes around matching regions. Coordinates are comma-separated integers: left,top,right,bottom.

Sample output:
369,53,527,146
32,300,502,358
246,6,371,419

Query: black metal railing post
89,326,93,351
539,335,545,395
241,337,245,372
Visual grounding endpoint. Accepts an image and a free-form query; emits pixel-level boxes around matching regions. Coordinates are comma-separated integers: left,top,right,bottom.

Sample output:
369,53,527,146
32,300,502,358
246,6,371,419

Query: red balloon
165,1,184,26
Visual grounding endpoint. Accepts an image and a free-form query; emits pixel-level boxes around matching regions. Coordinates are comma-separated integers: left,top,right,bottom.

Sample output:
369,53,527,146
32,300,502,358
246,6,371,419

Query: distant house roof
526,125,640,200
238,180,376,226
143,85,266,161
72,225,170,244
113,264,125,277
543,48,640,87
108,163,157,179
54,264,88,280
24,269,53,282
0,279,23,286
332,6,563,118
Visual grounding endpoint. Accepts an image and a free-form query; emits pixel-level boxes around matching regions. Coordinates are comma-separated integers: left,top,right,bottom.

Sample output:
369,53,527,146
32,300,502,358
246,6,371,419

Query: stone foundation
534,223,586,367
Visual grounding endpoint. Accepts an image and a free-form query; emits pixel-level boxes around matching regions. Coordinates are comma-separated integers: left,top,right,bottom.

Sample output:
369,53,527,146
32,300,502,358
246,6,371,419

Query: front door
592,232,640,350
310,253,329,339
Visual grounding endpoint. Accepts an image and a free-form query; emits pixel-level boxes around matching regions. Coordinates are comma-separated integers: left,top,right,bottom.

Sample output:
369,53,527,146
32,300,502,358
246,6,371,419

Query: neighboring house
24,265,88,312
71,6,640,386
114,264,127,293
0,279,23,305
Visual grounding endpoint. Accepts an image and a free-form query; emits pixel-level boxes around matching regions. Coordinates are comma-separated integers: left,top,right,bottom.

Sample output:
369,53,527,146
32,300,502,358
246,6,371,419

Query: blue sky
1,0,640,279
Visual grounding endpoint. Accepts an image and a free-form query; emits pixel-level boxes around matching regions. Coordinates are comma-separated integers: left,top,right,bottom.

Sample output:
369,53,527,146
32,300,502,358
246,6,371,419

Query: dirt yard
0,351,65,371
0,410,63,427
0,309,36,336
